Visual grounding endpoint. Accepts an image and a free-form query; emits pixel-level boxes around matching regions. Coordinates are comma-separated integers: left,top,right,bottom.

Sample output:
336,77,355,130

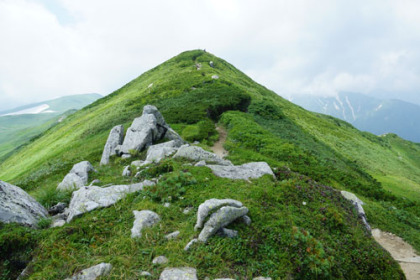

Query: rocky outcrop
64,263,112,280
131,210,160,238
173,145,232,166
0,180,48,227
122,165,131,176
142,140,181,165
67,180,155,222
57,161,96,191
100,125,124,165
159,267,197,280
206,162,274,180
117,105,183,157
341,191,371,232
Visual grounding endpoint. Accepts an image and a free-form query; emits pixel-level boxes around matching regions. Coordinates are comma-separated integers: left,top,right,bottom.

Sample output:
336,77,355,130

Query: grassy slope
0,50,418,279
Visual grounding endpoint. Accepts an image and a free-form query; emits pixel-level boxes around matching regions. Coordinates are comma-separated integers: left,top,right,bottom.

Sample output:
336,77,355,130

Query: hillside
0,50,419,279
0,94,101,160
290,92,420,143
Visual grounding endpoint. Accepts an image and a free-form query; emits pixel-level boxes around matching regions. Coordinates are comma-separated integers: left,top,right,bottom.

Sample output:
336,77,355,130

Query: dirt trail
211,126,228,158
372,228,420,280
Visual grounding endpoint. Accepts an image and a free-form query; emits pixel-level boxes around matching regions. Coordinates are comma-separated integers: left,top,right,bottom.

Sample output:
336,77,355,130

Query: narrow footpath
372,228,420,280
211,125,228,158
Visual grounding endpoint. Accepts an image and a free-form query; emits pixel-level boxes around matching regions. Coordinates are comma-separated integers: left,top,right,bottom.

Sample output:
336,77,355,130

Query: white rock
143,140,181,165
173,145,232,166
100,125,124,165
194,160,206,167
141,271,152,277
207,162,274,180
0,180,48,227
184,239,198,251
195,199,243,230
241,215,252,225
66,180,155,222
122,165,131,176
165,231,180,240
152,256,168,264
159,267,197,280
183,207,193,214
198,206,248,242
340,191,371,232
131,210,160,238
64,263,112,280
164,202,171,208
57,161,95,191
217,228,238,238
253,277,272,280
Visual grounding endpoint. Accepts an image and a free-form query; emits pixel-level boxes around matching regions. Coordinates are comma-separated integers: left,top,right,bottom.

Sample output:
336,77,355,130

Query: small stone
131,160,145,167
152,256,168,264
140,271,152,277
164,202,171,208
159,267,197,280
184,239,198,251
253,277,272,280
183,207,193,214
48,202,67,215
209,61,214,68
122,154,132,159
217,228,238,238
131,210,160,238
165,231,180,240
122,165,131,176
50,218,66,228
64,263,112,280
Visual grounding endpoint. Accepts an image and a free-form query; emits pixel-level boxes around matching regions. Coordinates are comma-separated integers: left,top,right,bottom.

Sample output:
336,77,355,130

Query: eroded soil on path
211,126,228,158
372,228,420,280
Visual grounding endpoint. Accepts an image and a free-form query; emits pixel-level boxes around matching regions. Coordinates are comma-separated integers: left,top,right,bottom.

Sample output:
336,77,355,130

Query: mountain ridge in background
0,93,102,160
0,50,418,279
289,92,420,143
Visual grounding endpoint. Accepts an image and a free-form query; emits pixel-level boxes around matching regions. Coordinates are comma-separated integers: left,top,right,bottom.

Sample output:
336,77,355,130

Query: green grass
0,49,418,279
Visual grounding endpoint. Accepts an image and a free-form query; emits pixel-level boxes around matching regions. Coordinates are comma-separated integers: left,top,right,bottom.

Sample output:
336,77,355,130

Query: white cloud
1,0,420,110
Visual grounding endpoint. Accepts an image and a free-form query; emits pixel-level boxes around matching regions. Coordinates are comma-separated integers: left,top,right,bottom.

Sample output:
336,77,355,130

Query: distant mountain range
289,92,420,143
0,93,101,160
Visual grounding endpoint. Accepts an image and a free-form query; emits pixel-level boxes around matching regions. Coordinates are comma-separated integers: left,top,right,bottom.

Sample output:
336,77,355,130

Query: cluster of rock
100,105,183,164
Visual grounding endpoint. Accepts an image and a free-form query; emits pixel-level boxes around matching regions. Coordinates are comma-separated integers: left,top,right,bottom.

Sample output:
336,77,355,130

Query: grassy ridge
0,50,418,278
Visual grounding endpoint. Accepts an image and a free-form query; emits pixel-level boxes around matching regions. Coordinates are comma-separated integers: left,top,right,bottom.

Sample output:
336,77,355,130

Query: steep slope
0,94,101,160
0,50,418,279
290,92,420,142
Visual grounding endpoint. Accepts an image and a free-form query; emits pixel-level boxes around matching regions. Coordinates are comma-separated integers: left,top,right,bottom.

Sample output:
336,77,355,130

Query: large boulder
57,161,96,191
67,180,155,222
100,125,124,165
341,191,371,232
64,263,112,280
131,210,160,238
194,198,243,230
141,140,181,166
0,180,48,227
118,105,183,156
173,145,232,166
206,162,274,180
159,267,197,280
198,206,248,242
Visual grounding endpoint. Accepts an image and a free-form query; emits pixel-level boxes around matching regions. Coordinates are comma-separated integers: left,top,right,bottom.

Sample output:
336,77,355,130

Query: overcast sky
1,0,420,110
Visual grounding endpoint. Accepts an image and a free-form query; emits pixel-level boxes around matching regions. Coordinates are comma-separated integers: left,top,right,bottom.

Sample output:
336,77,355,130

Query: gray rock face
173,145,232,166
152,256,168,264
57,161,95,191
131,210,160,238
198,206,248,242
341,191,371,232
143,140,181,165
0,180,48,227
195,199,243,231
164,127,184,145
119,113,157,155
64,263,112,280
67,180,155,222
159,267,197,280
100,125,124,165
207,162,274,180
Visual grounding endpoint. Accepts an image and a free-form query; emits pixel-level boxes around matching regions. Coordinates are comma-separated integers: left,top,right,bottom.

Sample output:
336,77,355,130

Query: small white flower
302,201,307,206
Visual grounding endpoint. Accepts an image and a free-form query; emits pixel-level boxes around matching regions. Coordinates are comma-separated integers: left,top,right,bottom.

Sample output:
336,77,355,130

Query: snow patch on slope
1,104,55,116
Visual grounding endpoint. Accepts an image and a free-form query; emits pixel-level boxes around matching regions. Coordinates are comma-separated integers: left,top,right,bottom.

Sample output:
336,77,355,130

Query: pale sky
1,0,420,110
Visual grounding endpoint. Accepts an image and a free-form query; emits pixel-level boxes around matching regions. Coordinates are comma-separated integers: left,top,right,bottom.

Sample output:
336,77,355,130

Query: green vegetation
0,50,417,279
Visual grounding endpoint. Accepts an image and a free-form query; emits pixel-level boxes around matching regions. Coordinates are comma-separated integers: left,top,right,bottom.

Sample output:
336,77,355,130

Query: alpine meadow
0,50,419,279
